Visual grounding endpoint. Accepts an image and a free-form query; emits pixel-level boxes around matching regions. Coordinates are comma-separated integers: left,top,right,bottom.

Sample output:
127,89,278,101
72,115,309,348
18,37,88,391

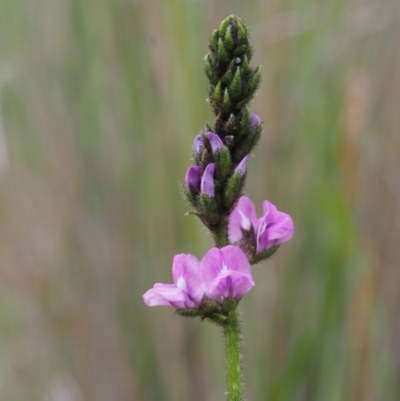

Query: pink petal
200,246,253,300
200,247,224,289
234,155,249,175
200,163,215,197
185,166,201,192
143,284,196,309
193,135,203,154
220,245,252,275
172,254,204,305
249,113,261,130
265,213,294,248
257,201,294,252
228,196,258,243
262,200,279,221
207,132,224,154
208,271,255,302
143,287,173,307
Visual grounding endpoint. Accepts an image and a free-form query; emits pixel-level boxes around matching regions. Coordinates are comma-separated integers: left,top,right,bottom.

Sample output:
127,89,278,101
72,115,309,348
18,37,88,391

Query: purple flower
193,132,224,155
200,245,255,303
143,246,255,309
234,155,249,175
185,166,201,192
228,196,294,253
249,113,261,130
201,163,215,197
143,254,204,309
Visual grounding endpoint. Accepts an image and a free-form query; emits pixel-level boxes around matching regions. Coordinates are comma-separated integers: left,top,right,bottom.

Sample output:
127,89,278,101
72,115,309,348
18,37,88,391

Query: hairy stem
213,216,229,248
224,307,243,401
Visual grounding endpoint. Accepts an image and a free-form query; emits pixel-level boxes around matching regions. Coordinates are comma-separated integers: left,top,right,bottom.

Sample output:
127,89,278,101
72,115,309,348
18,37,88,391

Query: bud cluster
184,15,263,247
205,15,261,150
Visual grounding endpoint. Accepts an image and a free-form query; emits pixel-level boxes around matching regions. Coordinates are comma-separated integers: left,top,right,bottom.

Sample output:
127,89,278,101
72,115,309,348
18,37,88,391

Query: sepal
199,193,220,226
235,94,256,110
176,308,204,318
223,172,244,209
241,55,249,70
224,25,234,51
236,18,247,42
238,107,250,138
210,29,219,50
233,44,247,57
214,81,222,103
218,39,229,64
250,245,279,264
175,296,241,327
229,67,242,100
216,146,231,182
181,182,196,207
204,54,218,85
219,15,232,38
223,89,232,113
221,68,234,86
221,298,238,314
248,67,261,96
233,123,262,162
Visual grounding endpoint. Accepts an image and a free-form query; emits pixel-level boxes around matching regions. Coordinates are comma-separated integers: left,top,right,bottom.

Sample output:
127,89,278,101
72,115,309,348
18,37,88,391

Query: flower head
228,196,294,254
143,246,255,309
200,245,254,303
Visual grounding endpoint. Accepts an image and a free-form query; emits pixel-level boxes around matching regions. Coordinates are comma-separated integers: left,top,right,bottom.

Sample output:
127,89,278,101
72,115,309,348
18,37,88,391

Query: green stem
224,306,243,401
213,216,229,248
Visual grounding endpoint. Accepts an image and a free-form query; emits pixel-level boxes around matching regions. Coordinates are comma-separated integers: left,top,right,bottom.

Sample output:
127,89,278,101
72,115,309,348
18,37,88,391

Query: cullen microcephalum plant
143,15,294,401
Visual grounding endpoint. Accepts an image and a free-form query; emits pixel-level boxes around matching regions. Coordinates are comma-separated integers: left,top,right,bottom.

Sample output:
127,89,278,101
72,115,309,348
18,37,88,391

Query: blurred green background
0,0,399,400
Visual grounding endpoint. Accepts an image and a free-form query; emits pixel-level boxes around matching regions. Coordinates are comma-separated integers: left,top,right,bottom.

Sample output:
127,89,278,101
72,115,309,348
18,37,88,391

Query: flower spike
144,15,294,401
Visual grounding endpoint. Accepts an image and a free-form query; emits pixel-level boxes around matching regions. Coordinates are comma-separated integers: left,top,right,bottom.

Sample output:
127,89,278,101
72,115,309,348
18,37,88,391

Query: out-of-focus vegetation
0,0,399,400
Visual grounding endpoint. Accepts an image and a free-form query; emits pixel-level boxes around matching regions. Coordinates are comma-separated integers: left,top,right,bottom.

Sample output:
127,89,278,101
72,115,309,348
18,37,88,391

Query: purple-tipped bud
207,132,224,154
193,135,203,155
193,132,224,156
185,166,201,192
249,113,261,130
234,155,249,175
201,163,215,197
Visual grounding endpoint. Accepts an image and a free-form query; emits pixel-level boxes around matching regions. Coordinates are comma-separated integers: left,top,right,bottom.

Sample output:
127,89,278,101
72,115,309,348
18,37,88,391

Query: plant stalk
224,306,243,401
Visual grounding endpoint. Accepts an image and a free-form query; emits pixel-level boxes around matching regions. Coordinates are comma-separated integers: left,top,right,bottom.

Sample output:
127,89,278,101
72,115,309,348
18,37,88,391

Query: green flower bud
236,19,247,42
238,107,250,138
223,172,243,208
248,67,261,95
224,26,234,51
204,55,218,85
219,15,233,38
214,81,222,103
229,67,242,100
233,44,247,57
216,146,231,182
223,89,232,112
218,38,229,64
210,29,219,50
